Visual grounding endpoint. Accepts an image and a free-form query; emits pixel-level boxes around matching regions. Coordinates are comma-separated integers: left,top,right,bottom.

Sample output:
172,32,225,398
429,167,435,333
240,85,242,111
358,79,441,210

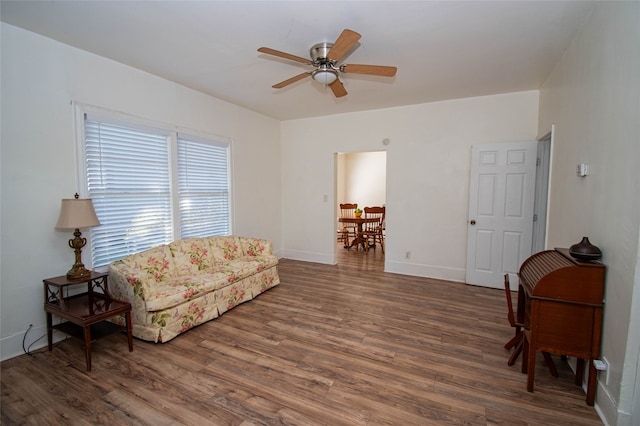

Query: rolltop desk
517,248,605,406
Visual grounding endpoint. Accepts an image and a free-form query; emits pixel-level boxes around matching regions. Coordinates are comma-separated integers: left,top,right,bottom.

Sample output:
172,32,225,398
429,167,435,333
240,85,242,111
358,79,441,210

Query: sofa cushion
229,254,279,271
142,255,278,312
240,237,273,257
169,238,214,275
117,244,175,282
205,236,243,263
143,269,229,312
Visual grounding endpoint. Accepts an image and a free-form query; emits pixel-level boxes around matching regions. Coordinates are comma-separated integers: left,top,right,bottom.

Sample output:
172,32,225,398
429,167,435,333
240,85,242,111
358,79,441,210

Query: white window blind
177,136,230,238
85,117,173,267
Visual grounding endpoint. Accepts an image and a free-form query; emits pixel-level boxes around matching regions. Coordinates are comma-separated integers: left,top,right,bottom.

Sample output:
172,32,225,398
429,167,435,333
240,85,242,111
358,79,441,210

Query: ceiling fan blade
327,29,361,62
272,72,311,89
329,79,347,98
341,64,397,77
257,47,311,65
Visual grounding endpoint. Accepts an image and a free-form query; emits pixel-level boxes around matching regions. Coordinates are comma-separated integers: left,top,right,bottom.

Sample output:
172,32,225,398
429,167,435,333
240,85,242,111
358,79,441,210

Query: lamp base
66,228,92,280
66,265,92,280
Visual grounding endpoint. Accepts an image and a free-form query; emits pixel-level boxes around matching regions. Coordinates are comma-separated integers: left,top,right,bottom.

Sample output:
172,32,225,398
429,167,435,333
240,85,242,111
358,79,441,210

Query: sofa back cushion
240,237,273,257
205,236,243,263
169,238,214,275
117,244,175,282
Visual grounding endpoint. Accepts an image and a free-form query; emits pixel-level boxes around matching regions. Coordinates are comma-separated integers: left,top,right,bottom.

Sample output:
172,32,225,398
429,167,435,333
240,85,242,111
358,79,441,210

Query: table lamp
55,193,101,279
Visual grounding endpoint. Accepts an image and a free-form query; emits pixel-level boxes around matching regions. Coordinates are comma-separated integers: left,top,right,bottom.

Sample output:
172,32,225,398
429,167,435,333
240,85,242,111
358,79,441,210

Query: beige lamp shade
55,197,101,230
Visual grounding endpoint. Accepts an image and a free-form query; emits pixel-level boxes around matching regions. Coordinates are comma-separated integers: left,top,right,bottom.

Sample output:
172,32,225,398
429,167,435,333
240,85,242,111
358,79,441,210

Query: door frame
532,126,553,254
333,150,388,265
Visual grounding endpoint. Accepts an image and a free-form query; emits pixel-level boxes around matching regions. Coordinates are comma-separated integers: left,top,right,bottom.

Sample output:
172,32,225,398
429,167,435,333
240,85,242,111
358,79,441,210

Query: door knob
470,220,476,225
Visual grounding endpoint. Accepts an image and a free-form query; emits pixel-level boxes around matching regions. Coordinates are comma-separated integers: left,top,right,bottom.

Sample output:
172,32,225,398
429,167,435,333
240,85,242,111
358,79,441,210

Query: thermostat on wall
577,163,588,177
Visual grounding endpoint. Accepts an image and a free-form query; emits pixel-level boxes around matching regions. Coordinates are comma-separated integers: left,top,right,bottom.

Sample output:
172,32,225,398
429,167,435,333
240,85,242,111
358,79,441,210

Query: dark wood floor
1,243,602,425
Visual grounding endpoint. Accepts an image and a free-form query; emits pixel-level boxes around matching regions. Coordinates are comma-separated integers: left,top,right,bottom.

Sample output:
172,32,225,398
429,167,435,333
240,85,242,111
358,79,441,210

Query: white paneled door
466,141,537,289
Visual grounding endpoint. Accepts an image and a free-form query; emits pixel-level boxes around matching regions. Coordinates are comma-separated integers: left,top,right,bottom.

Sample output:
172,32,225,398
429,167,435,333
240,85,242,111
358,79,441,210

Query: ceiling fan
257,29,397,98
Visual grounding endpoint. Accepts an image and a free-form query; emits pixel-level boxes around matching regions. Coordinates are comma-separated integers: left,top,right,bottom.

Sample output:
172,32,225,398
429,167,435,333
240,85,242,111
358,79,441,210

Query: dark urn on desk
569,237,602,261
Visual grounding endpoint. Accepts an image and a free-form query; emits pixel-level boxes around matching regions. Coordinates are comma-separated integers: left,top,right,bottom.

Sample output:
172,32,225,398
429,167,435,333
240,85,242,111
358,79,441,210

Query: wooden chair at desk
363,206,385,253
503,274,557,376
338,203,358,246
504,274,523,365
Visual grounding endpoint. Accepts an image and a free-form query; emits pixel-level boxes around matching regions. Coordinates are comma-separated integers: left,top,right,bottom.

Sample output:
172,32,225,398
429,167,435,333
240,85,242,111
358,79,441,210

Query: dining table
338,216,380,250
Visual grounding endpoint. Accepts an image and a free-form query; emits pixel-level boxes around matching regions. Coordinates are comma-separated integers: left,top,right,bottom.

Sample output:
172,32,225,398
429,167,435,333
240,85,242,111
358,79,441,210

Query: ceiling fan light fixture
312,67,338,85
259,29,394,98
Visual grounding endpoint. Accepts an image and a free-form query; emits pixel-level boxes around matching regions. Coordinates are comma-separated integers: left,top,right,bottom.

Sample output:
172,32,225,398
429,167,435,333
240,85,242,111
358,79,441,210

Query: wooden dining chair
504,274,524,366
363,206,385,253
338,203,358,246
503,274,558,376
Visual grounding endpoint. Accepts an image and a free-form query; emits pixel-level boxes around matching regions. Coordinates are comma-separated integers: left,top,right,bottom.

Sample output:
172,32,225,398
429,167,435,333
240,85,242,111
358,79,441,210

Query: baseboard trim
280,249,335,265
385,260,466,282
1,323,53,362
279,252,467,283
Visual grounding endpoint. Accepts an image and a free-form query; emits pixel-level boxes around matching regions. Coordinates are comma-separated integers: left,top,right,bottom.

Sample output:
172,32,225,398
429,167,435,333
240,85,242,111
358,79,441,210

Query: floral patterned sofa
108,236,279,343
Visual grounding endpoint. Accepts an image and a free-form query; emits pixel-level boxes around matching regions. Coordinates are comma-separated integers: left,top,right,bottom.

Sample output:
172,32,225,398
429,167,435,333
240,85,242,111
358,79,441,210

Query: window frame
74,103,233,270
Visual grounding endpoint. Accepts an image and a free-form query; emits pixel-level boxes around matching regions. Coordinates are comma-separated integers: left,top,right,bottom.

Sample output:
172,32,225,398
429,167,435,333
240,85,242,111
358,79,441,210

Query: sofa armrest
108,262,152,311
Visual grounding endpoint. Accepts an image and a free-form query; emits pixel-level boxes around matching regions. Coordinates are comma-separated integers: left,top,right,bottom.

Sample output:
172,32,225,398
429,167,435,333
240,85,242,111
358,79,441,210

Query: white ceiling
1,1,597,121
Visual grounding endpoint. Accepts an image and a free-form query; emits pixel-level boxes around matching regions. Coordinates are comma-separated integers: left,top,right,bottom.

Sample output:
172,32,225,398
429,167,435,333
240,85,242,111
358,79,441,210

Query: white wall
538,3,640,424
336,151,387,215
344,151,386,210
281,91,539,273
0,23,282,360
336,153,347,213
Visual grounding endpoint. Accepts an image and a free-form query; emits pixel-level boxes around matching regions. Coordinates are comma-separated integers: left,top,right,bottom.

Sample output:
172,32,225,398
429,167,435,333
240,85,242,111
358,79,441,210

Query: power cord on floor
22,324,35,356
22,324,66,356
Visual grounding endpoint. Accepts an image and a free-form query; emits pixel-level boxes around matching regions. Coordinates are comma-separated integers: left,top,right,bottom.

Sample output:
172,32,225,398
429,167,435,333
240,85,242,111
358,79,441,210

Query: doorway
335,151,387,268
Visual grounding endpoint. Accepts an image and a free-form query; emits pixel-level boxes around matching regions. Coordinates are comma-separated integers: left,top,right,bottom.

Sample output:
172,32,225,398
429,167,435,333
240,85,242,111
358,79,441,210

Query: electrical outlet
593,357,610,385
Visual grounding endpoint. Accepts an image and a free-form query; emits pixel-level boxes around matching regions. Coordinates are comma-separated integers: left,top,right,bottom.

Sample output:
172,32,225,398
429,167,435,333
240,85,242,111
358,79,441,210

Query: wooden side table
44,271,133,371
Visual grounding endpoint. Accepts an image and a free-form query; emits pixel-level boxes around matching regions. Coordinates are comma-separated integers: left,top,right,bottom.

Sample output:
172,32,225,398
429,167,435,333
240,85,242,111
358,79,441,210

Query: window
177,136,230,238
83,113,231,268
